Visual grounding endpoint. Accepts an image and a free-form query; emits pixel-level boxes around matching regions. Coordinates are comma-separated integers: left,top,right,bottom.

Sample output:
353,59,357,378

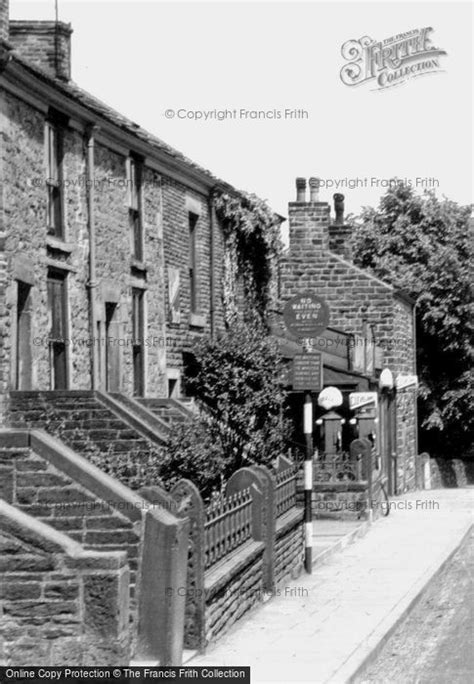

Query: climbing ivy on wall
213,189,282,321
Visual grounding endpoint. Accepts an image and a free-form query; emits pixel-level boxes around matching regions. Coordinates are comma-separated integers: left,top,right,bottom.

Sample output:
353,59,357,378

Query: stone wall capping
46,236,75,253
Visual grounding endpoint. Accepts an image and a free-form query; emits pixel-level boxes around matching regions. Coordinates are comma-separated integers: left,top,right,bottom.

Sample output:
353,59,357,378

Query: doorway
104,302,120,392
132,288,145,396
47,271,68,389
15,281,33,389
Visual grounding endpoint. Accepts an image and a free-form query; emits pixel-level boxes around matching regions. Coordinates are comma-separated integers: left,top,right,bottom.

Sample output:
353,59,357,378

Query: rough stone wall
392,298,417,493
274,518,304,586
1,89,90,391
205,550,264,646
161,178,212,376
0,88,167,396
0,501,130,666
0,445,141,636
280,250,396,348
93,143,166,396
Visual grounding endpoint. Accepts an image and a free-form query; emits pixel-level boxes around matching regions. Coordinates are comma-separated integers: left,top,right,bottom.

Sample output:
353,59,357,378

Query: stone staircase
0,442,142,617
137,397,195,427
8,391,170,488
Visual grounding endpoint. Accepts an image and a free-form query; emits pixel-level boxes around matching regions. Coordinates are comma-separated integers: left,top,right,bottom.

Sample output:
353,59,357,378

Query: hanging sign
292,352,323,391
283,293,330,338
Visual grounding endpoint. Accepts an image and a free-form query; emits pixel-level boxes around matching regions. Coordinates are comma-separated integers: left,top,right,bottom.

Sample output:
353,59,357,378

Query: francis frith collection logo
340,27,447,90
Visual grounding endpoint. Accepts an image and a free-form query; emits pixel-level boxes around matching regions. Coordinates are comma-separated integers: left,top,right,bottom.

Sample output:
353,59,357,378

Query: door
104,302,120,392
47,272,68,389
16,282,33,389
132,288,145,396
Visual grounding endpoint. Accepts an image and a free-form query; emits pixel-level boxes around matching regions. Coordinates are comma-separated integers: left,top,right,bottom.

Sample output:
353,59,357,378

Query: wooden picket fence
157,454,303,650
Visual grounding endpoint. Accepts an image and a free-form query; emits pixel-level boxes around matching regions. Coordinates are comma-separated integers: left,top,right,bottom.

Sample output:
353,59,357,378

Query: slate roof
8,48,235,192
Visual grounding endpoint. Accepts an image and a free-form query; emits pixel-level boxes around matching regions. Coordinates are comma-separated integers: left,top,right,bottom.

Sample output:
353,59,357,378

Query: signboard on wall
349,391,378,411
283,293,330,338
292,352,323,391
396,374,418,390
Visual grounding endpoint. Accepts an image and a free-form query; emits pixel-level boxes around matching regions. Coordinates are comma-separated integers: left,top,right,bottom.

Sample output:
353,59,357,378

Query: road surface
357,527,474,683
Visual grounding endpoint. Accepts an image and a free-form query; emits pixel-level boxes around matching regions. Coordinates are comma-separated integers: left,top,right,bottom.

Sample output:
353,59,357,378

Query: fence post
250,464,276,592
420,452,431,490
350,438,373,520
226,467,265,541
136,497,189,665
170,479,206,652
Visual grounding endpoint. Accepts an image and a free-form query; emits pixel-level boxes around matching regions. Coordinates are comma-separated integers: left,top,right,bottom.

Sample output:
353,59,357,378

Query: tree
351,183,473,458
163,320,290,497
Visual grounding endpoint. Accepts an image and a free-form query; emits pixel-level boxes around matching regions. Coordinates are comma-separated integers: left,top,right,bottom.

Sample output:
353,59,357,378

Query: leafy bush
159,415,227,499
173,320,290,494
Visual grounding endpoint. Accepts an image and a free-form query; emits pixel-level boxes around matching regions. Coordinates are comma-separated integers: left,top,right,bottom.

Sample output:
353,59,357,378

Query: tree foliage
351,184,473,457
164,321,290,497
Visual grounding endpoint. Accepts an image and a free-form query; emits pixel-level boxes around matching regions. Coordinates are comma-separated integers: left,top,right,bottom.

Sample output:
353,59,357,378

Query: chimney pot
309,177,320,202
295,177,306,202
333,193,345,224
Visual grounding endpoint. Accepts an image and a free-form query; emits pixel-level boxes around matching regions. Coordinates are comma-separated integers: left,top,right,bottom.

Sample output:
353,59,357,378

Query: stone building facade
279,178,417,494
0,6,262,412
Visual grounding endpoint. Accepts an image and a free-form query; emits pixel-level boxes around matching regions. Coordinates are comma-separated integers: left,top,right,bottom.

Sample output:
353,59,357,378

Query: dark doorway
132,288,145,396
105,302,120,392
47,271,68,389
16,281,33,389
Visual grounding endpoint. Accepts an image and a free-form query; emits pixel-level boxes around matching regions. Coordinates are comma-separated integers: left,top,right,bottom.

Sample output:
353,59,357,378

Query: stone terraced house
0,7,282,417
0,1,419,668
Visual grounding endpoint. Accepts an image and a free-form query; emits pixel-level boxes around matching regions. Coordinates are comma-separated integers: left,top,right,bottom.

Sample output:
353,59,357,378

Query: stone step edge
312,519,372,568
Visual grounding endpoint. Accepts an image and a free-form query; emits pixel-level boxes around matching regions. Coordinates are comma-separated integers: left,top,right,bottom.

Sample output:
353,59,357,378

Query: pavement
189,488,474,684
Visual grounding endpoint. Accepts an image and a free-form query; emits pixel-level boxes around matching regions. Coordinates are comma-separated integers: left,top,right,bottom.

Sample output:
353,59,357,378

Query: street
358,525,474,683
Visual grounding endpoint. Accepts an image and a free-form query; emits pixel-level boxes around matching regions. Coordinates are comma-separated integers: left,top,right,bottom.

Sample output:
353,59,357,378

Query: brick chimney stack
288,176,330,256
0,0,9,45
328,193,353,260
9,19,73,80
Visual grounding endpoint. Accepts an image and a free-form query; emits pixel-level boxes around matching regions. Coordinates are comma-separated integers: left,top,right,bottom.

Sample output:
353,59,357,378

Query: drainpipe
85,124,99,389
208,187,217,340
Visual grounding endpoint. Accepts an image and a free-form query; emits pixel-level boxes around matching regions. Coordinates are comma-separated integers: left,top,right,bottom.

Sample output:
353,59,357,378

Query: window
46,122,64,238
47,271,68,389
129,158,143,260
189,212,198,313
132,288,145,396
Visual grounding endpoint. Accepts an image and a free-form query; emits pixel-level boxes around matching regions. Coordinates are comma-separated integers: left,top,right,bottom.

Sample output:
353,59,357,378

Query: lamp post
379,368,396,495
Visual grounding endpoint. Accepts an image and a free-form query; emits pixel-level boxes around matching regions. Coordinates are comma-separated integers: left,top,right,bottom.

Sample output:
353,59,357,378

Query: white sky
9,0,473,221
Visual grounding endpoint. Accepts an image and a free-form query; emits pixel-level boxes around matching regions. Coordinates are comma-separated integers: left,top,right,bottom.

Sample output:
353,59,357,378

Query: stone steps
0,445,141,602
138,398,193,427
8,392,164,488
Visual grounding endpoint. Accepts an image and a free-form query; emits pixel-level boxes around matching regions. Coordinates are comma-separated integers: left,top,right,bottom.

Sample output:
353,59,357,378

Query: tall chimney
0,0,9,45
329,193,352,260
9,20,73,80
308,177,320,202
295,177,306,202
288,176,330,255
